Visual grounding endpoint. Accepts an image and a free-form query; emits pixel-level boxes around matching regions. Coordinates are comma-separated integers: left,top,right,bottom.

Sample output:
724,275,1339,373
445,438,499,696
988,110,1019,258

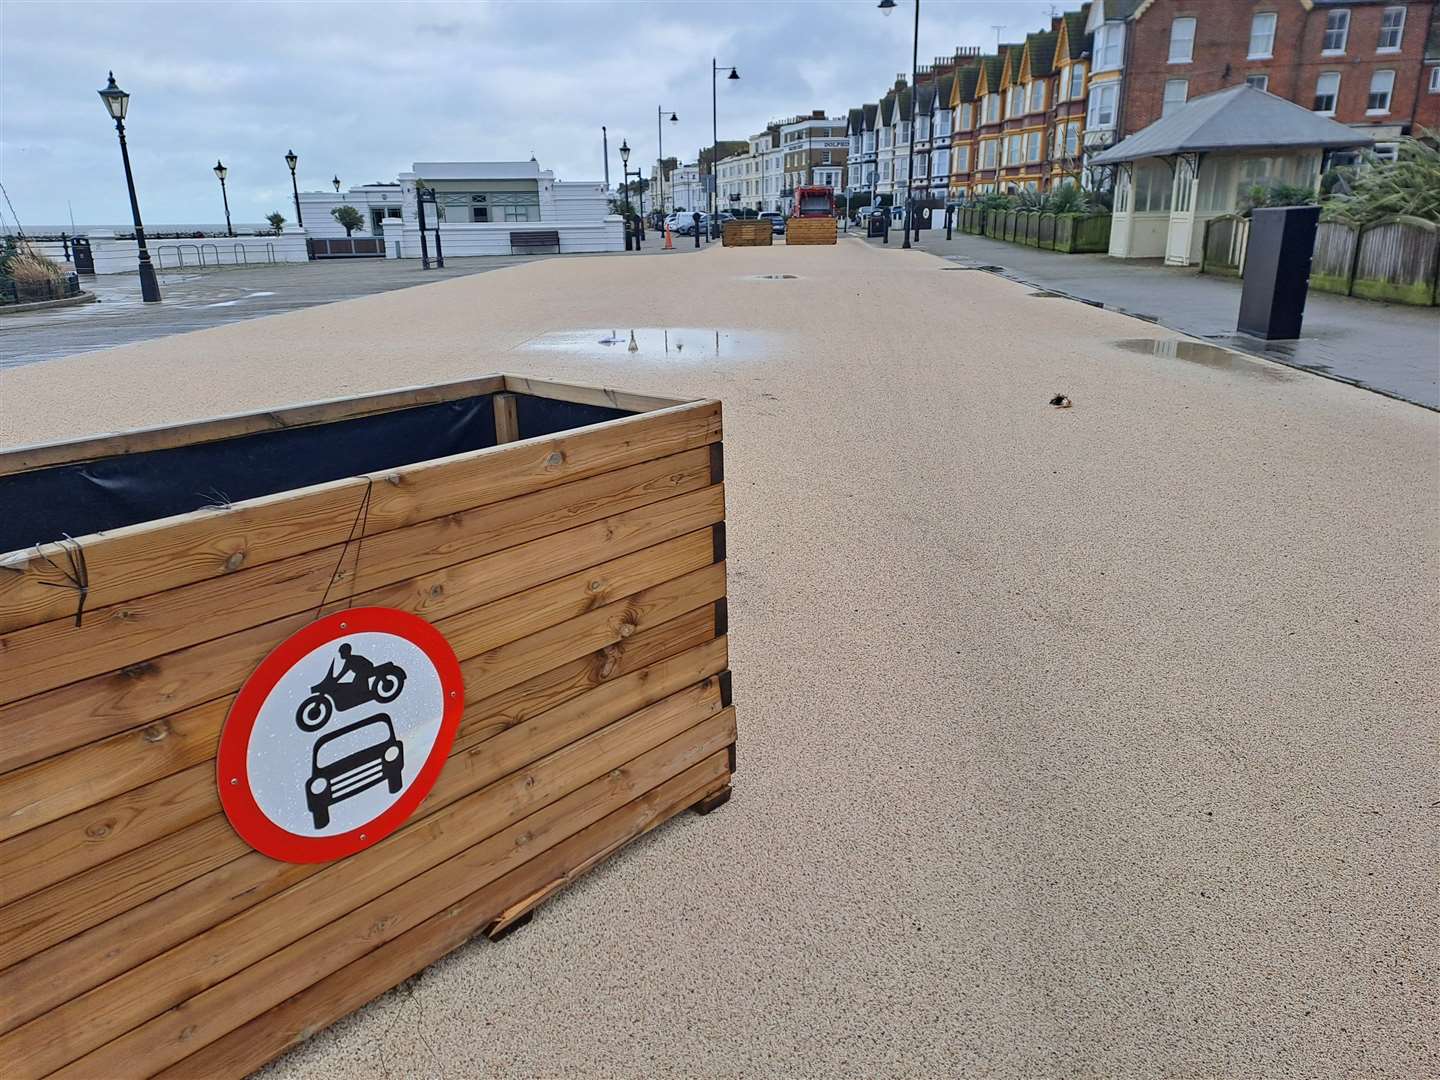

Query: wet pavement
880,230,1440,409
516,327,769,363
0,238,695,369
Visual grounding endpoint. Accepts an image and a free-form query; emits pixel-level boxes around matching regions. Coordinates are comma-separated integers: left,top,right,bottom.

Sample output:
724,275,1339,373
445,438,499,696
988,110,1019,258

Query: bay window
1095,23,1124,70
1087,82,1118,128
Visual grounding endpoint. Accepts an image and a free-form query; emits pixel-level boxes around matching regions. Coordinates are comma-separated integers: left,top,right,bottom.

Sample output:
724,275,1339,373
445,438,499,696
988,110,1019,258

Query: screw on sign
217,608,464,863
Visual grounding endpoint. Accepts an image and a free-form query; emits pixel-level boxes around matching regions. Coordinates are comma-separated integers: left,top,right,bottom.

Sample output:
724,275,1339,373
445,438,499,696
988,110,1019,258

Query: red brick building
1095,0,1437,158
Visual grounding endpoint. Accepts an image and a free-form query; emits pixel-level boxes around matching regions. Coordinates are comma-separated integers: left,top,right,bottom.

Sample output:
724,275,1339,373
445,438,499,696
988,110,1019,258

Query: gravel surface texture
2,239,1435,1079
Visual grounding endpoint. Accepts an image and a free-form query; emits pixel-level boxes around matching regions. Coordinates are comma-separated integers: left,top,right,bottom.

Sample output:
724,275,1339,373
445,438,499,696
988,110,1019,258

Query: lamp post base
137,260,162,303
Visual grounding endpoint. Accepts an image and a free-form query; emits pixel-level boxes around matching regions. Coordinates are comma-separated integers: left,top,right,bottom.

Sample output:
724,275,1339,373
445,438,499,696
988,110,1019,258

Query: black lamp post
97,72,161,303
213,160,234,238
656,107,678,217
619,139,644,246
879,0,920,248
709,60,740,239
332,175,341,193
285,149,304,227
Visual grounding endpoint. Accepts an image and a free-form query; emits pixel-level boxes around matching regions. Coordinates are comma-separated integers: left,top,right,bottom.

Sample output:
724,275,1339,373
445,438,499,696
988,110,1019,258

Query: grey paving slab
889,229,1440,409
0,237,694,368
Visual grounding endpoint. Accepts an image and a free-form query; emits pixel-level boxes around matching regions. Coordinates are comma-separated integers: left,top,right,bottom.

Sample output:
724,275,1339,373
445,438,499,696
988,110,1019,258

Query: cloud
0,0,1058,229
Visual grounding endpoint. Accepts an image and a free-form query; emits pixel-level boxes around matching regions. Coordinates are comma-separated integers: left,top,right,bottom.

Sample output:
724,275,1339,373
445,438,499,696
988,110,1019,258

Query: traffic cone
664,225,674,250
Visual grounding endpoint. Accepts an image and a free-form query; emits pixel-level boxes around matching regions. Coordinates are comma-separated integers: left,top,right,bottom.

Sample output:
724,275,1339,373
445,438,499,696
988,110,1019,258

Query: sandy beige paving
3,240,1436,1078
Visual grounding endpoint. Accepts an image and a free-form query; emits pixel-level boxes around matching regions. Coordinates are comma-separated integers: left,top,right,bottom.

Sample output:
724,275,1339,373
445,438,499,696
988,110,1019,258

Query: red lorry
793,186,835,218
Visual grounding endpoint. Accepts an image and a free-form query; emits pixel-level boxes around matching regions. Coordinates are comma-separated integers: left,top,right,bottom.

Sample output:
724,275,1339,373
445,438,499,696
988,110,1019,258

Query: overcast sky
2,0,1057,228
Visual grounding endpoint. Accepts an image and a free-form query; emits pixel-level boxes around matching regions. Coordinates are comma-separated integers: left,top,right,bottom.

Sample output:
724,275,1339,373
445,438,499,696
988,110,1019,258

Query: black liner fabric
0,393,633,554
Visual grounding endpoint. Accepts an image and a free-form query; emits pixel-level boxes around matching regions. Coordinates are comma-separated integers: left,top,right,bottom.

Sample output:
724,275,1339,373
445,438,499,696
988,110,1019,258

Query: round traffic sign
217,607,464,863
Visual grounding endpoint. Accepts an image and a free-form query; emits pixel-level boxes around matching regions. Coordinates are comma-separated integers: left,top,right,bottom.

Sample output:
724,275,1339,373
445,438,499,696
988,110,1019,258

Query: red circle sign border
217,606,464,864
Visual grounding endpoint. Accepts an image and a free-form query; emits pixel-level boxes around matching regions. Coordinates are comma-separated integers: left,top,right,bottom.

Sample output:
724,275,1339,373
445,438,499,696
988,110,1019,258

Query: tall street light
97,72,161,303
332,175,341,193
285,149,304,227
879,0,920,248
710,60,739,239
213,160,234,238
619,138,645,244
656,107,678,217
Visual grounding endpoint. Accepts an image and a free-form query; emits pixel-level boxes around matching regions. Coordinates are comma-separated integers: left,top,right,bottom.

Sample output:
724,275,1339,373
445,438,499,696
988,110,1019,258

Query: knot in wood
617,621,636,638
86,819,114,839
223,549,246,572
142,722,170,743
545,450,565,468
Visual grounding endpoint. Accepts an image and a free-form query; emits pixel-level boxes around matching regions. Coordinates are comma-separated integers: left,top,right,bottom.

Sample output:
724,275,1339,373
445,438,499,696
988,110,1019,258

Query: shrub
1,241,64,285
1240,182,1317,216
1322,133,1440,227
975,192,1013,211
1044,184,1090,215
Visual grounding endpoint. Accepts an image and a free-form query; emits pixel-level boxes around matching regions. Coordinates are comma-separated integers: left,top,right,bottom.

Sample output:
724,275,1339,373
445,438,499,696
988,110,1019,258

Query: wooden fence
1199,215,1249,277
957,207,1109,253
1203,213,1438,306
0,375,737,1078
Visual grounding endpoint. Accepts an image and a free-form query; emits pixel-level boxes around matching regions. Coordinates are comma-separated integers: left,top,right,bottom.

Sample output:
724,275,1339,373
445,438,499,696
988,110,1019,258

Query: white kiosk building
299,160,622,257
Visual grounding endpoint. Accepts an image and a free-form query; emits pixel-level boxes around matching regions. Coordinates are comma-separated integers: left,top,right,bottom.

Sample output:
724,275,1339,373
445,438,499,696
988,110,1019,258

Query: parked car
759,211,785,234
675,213,709,236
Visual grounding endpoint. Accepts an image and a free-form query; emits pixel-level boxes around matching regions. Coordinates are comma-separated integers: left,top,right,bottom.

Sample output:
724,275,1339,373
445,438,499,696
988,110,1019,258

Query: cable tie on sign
314,477,373,621
35,533,90,628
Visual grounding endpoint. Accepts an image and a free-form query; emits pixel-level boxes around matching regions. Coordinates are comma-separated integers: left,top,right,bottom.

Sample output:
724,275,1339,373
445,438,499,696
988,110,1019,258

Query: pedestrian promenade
3,241,1434,1080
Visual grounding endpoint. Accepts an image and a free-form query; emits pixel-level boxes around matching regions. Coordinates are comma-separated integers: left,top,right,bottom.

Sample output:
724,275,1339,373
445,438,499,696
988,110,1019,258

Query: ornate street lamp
285,149,304,227
618,140,644,247
213,159,234,238
97,72,161,302
709,61,740,238
878,0,920,248
332,175,341,193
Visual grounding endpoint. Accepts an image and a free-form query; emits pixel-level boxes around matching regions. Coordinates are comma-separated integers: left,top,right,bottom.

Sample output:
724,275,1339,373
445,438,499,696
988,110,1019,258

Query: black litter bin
1238,205,1321,340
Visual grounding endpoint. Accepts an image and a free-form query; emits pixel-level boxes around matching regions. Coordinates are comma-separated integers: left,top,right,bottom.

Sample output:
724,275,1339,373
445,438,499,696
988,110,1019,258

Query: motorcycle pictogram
294,643,406,732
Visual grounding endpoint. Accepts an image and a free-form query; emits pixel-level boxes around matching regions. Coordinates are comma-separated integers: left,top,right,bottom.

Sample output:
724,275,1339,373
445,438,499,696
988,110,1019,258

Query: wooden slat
152,755,730,1080
0,398,718,635
0,626,726,1025
5,694,733,1077
0,478,370,636
0,376,513,476
0,484,724,770
502,375,692,413
0,552,723,904
0,529,716,839
354,398,720,537
63,729,734,1080
493,393,520,444
0,456,717,707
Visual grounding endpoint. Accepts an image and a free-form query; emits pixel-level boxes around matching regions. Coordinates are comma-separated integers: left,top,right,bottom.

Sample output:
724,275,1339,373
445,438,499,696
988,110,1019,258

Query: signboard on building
217,607,464,863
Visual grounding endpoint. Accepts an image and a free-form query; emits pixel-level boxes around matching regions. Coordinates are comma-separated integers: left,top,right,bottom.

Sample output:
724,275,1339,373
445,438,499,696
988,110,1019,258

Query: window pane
1163,79,1189,116
1368,69,1395,111
1246,74,1269,90
1070,66,1085,98
1323,9,1349,52
1379,7,1404,49
1313,71,1340,112
1169,17,1196,62
1249,12,1276,57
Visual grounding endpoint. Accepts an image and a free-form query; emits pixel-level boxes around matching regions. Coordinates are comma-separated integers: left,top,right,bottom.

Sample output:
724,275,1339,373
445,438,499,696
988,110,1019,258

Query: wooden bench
510,229,561,255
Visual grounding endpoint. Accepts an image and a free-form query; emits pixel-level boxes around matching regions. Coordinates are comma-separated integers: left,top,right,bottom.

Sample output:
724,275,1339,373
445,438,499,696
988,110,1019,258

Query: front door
1164,154,1200,266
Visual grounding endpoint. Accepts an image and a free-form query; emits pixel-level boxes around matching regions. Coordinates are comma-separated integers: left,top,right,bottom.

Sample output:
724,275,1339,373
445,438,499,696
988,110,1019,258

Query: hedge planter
722,220,772,246
0,375,737,1078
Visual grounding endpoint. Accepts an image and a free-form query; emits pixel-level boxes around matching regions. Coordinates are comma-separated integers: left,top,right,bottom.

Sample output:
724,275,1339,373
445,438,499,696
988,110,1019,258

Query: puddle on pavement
517,328,766,362
1110,338,1297,382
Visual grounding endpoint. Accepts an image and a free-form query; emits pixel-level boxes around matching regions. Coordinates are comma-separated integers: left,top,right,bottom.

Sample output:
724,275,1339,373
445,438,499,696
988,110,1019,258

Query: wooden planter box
0,375,736,1078
785,217,838,245
722,219,772,246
